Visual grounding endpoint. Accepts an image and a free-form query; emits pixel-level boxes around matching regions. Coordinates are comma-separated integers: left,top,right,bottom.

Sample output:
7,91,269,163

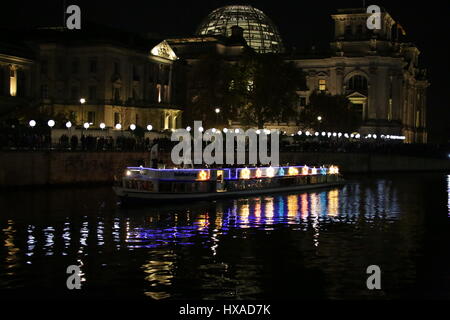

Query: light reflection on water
448,175,450,217
0,174,448,299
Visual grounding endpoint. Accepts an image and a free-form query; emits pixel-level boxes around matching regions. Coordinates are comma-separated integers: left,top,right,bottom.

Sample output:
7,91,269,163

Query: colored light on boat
255,168,262,178
266,167,275,177
320,167,327,175
311,167,317,175
288,167,299,176
197,170,210,181
240,168,251,180
329,166,339,174
301,166,309,175
278,168,285,176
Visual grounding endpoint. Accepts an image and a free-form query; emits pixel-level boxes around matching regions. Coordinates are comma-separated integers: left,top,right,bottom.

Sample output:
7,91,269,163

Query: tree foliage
186,52,306,128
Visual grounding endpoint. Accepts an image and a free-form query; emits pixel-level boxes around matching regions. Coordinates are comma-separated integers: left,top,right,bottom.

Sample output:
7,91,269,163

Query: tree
228,53,305,128
301,92,362,132
186,53,232,128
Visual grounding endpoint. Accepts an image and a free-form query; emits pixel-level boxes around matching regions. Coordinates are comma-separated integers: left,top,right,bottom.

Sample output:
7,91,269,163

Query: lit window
319,79,326,91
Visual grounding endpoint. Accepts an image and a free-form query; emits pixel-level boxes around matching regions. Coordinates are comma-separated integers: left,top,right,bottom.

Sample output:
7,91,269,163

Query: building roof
196,5,283,53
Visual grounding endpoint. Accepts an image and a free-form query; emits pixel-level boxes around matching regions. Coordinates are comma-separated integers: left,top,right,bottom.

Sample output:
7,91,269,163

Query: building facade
168,6,430,143
0,7,429,143
0,38,34,117
1,26,183,132
288,8,428,143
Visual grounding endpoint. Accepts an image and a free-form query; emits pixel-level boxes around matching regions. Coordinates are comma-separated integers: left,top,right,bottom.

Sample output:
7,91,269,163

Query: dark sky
2,0,449,142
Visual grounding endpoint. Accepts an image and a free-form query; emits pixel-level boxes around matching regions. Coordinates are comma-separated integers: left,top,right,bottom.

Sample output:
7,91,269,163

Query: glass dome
196,5,284,53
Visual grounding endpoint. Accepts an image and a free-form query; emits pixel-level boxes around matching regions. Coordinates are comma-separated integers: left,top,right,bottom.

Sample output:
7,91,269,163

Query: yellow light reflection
300,193,309,219
265,197,274,219
287,195,299,221
328,189,339,217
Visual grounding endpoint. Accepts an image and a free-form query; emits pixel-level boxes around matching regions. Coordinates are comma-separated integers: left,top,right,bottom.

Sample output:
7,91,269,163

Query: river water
0,173,449,300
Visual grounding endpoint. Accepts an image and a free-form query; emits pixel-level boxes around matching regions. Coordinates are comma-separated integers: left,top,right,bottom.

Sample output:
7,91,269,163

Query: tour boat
113,165,344,202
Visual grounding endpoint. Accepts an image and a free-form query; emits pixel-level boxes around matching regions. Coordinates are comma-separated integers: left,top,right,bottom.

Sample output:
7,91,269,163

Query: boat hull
113,181,344,203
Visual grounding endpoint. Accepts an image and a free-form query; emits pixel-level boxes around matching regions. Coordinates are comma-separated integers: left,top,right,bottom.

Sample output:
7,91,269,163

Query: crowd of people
0,127,448,159
281,137,449,159
0,127,174,152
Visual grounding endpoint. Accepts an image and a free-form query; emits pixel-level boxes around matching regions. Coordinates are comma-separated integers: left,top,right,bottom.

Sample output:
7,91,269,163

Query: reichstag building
0,5,428,143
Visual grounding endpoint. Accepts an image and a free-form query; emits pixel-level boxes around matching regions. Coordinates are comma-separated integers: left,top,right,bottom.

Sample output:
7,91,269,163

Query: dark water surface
1,173,449,300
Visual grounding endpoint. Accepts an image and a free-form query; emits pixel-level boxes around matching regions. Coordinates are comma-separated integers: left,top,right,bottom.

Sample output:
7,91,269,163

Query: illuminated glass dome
196,5,284,53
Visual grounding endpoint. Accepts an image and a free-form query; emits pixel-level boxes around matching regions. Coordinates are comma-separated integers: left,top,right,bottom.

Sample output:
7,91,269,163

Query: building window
0,68,4,96
132,65,140,81
71,59,79,74
114,62,120,74
41,84,49,99
70,111,78,122
345,25,352,35
114,112,121,126
347,75,368,94
298,96,306,106
388,98,393,121
40,60,48,76
56,58,64,74
415,110,420,128
157,84,162,103
71,86,79,100
89,59,97,73
88,86,97,101
113,87,121,101
319,79,326,91
87,111,96,125
9,67,17,96
163,84,169,102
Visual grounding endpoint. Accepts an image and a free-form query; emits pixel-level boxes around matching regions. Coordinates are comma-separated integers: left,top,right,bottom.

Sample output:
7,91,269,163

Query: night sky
2,0,449,142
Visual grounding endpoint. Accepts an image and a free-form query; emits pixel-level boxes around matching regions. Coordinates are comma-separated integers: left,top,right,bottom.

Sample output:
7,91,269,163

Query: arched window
345,25,352,36
346,75,368,94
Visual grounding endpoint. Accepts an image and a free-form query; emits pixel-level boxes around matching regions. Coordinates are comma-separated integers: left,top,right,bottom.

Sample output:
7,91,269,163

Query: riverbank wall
0,151,449,187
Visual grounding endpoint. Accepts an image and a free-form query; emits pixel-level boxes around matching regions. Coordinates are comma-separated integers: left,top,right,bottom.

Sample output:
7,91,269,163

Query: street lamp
66,121,72,129
29,120,36,128
100,123,106,130
147,124,153,131
198,126,204,133
317,116,322,121
115,123,122,130
83,122,90,130
48,120,55,128
186,126,191,132
130,124,136,131
80,98,86,125
214,108,220,126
